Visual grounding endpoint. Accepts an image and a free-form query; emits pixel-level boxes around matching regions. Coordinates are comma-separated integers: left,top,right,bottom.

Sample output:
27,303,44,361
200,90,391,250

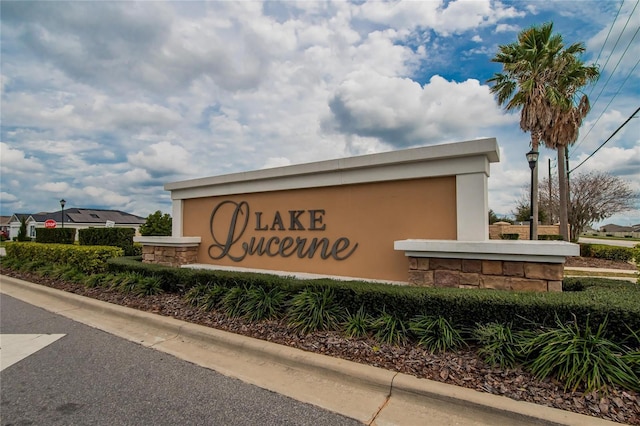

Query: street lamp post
526,150,539,240
60,199,66,229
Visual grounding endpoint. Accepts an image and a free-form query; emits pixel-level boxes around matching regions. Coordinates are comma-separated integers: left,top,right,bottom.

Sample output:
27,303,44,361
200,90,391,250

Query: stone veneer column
395,240,578,293
407,257,563,292
134,236,201,268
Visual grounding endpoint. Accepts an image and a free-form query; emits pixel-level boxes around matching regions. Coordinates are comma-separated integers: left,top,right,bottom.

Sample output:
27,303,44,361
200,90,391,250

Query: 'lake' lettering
208,201,357,262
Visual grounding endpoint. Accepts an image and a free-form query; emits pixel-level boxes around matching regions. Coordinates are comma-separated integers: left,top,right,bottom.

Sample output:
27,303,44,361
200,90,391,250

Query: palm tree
541,54,599,240
488,23,565,239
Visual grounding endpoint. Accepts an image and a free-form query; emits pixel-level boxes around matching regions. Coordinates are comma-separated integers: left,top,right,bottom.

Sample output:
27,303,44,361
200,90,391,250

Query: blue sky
1,0,638,228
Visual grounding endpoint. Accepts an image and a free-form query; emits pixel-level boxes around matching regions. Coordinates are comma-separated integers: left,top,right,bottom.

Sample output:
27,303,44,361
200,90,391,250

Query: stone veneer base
134,236,201,268
395,240,579,292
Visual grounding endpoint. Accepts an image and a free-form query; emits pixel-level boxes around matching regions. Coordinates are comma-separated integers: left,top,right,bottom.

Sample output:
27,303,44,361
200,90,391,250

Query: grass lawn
582,234,640,242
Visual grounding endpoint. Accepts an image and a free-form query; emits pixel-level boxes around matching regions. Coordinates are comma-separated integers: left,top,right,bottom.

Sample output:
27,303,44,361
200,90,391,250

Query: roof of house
599,223,635,232
10,208,146,225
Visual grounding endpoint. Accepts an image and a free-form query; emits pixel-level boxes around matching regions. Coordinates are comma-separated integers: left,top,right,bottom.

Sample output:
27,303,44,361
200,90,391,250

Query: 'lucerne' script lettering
208,201,357,262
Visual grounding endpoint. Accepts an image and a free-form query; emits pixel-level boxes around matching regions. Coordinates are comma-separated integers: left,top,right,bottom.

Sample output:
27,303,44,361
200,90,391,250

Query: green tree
17,216,29,241
488,209,513,224
512,195,548,225
488,22,598,240
139,211,172,236
540,53,599,240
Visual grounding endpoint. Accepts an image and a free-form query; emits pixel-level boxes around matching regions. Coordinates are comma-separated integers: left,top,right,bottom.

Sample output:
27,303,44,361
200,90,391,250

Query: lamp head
60,199,66,208
526,150,539,170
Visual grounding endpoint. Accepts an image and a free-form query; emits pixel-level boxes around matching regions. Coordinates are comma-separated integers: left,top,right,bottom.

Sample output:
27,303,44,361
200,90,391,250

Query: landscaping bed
565,256,637,270
1,263,638,425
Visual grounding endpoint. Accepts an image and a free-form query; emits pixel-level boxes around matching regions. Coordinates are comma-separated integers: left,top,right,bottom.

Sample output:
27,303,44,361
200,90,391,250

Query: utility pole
548,158,552,225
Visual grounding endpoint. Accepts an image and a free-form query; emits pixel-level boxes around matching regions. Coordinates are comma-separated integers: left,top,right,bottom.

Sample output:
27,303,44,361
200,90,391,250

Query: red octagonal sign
44,219,57,228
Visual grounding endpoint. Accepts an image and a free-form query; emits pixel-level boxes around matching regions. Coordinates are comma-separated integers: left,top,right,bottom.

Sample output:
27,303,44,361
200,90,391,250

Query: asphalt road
0,294,361,426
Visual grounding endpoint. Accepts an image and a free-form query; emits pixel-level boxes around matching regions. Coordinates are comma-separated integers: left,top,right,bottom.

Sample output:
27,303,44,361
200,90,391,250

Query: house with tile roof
7,208,146,240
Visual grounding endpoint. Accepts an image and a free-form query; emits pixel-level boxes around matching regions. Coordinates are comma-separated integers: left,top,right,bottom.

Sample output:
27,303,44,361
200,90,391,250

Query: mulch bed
1,260,638,425
565,256,637,270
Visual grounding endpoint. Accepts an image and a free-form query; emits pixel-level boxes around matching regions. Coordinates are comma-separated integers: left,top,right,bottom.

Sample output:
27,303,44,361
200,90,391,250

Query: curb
0,274,619,426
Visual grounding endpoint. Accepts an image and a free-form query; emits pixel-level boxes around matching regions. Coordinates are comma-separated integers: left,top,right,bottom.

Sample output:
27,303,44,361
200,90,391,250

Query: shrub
139,211,172,236
409,315,465,353
35,228,76,244
101,257,640,345
522,316,639,393
499,233,519,240
6,242,122,274
579,243,634,261
79,228,136,256
538,234,563,241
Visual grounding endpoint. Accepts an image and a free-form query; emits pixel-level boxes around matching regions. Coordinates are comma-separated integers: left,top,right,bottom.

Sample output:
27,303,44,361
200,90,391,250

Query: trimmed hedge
538,234,563,241
79,227,136,256
35,228,76,244
579,243,635,262
499,233,519,240
6,242,122,274
106,257,640,344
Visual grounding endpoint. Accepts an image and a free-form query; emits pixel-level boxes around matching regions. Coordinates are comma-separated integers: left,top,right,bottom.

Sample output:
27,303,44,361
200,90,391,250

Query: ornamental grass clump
202,285,228,312
343,306,373,338
83,273,109,288
243,286,286,321
473,322,519,368
286,288,344,334
522,316,639,393
184,281,211,307
409,315,465,353
222,286,253,318
113,272,144,293
133,275,163,296
372,309,408,346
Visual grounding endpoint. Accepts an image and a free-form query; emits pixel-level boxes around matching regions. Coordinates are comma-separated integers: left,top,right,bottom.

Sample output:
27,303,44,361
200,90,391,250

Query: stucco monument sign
136,138,578,291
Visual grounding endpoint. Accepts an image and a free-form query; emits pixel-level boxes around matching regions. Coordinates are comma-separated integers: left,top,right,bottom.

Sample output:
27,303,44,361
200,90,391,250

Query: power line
588,0,625,98
569,106,640,174
588,20,640,113
570,54,640,156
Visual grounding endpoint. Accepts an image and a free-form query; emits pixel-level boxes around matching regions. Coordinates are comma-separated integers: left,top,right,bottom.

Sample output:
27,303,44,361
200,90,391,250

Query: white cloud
0,142,45,172
495,24,519,33
127,141,192,177
0,192,19,203
41,182,70,192
325,72,513,147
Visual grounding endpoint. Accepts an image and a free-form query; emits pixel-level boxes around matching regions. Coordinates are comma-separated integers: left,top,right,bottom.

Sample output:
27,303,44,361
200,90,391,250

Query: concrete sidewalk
564,266,638,282
0,275,618,426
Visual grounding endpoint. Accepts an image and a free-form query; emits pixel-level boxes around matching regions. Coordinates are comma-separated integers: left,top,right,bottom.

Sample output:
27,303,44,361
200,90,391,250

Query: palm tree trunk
557,147,570,241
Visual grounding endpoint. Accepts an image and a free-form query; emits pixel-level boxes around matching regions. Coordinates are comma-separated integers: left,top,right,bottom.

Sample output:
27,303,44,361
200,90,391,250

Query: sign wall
183,176,456,282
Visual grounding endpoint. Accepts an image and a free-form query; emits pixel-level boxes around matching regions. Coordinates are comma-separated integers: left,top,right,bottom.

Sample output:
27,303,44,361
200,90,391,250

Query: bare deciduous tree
567,171,637,242
513,171,636,241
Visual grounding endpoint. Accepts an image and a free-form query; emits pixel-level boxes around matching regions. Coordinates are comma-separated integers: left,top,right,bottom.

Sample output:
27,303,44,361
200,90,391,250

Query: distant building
7,208,146,240
0,216,10,238
599,223,636,233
